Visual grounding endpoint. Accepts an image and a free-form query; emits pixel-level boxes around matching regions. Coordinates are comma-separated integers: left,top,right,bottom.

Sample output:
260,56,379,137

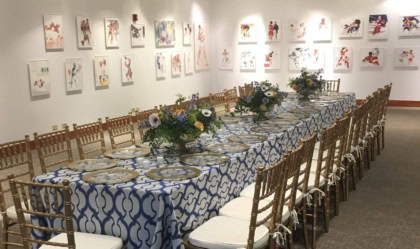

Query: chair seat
314,140,340,150
240,184,304,205
40,232,123,249
301,174,325,190
188,216,269,249
6,202,31,222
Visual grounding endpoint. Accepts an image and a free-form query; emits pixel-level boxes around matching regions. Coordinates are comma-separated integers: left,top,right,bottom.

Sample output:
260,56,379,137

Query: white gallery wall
0,0,212,141
210,0,420,101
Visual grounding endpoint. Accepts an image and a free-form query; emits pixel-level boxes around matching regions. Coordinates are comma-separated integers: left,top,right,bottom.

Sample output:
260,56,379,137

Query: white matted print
156,52,167,79
393,48,419,67
155,21,176,47
171,52,182,76
130,23,145,47
105,18,120,48
399,16,420,37
219,48,233,70
339,18,363,38
289,19,307,41
194,23,210,70
121,54,134,83
239,23,257,43
76,16,93,49
313,16,332,41
288,47,324,71
28,60,51,96
239,48,257,70
266,20,281,42
185,50,194,74
43,15,64,50
264,46,280,70
368,15,389,39
65,58,83,92
333,47,352,71
360,48,385,68
183,22,193,45
94,56,110,86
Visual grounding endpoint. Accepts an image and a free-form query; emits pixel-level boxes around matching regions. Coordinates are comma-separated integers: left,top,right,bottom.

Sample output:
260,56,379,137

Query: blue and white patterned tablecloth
33,93,355,249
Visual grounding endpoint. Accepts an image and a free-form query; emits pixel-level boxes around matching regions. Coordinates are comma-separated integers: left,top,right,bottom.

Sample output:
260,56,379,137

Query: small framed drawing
76,16,93,49
266,20,281,42
104,18,120,48
28,60,51,96
288,18,307,41
219,48,233,70
156,52,167,79
333,47,353,71
360,48,385,68
339,18,363,38
367,14,389,40
313,16,332,42
239,47,257,71
185,50,194,75
43,15,64,50
398,15,420,37
171,52,182,76
239,23,257,43
183,22,193,45
393,47,419,67
121,54,134,83
64,58,83,92
94,56,110,86
131,14,145,47
264,46,280,70
155,21,176,47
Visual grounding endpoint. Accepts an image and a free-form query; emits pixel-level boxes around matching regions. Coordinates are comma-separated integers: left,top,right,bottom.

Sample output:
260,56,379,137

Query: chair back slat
106,114,136,149
323,79,340,93
283,144,305,213
314,124,338,185
73,119,106,160
298,133,317,194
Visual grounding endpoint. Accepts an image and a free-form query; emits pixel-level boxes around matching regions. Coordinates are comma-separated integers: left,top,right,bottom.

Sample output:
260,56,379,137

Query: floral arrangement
288,69,325,99
140,93,222,153
234,81,287,121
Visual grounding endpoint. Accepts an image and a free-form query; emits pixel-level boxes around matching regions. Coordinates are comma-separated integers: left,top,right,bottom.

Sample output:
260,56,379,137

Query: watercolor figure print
289,19,307,41
121,54,134,83
194,23,210,70
368,15,388,39
156,52,167,79
394,48,419,67
130,15,145,47
360,48,385,68
219,48,233,70
183,22,193,45
43,15,64,50
76,16,92,49
94,56,110,86
185,50,194,74
28,60,51,96
264,47,280,70
339,18,363,38
65,58,83,92
333,47,352,71
266,20,281,42
314,16,332,41
105,18,120,48
288,47,323,71
399,15,420,37
239,48,256,70
171,52,182,76
155,21,176,47
239,23,257,43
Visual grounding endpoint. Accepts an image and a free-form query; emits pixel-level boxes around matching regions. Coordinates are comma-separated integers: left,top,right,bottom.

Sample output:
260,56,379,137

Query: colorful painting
398,16,420,37
156,52,167,79
194,23,210,70
105,18,120,48
289,19,307,41
288,47,324,71
65,58,83,92
43,15,64,50
183,22,193,45
333,47,352,71
76,16,93,49
393,48,419,67
264,46,280,70
121,54,134,83
239,23,257,43
314,16,332,41
94,56,110,86
155,21,176,47
266,20,281,42
28,60,51,96
339,18,363,38
171,52,182,76
360,48,385,68
131,15,145,47
219,48,233,70
185,50,194,74
239,48,257,70
368,15,388,39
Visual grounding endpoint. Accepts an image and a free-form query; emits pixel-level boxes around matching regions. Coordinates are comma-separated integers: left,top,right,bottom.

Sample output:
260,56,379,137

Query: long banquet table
33,93,355,249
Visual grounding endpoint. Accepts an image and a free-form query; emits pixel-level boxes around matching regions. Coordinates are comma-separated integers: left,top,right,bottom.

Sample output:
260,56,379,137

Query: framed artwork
219,48,233,70
360,48,385,68
368,15,388,39
64,58,83,92
339,18,363,38
289,18,307,41
313,16,332,42
183,22,193,45
105,18,120,48
94,56,110,86
194,22,210,70
131,15,145,47
185,50,194,74
264,46,280,70
156,52,167,79
398,15,420,37
155,21,176,47
28,60,51,96
239,48,257,70
288,47,324,71
333,47,353,71
121,54,134,83
266,20,281,42
43,15,64,50
76,16,93,49
171,52,182,76
393,47,420,67
239,23,257,43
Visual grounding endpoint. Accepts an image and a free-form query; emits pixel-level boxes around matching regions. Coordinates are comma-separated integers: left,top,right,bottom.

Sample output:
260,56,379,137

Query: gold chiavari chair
105,114,136,150
135,109,156,141
34,126,73,174
238,85,247,97
360,96,373,170
7,175,123,249
209,92,227,115
224,87,238,108
0,136,34,249
373,87,387,156
323,79,341,93
73,119,106,160
380,83,393,149
366,91,381,162
196,96,213,106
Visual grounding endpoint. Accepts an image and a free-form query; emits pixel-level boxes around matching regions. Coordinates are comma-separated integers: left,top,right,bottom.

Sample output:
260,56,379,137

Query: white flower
264,91,275,97
261,85,269,92
202,109,212,117
148,113,161,128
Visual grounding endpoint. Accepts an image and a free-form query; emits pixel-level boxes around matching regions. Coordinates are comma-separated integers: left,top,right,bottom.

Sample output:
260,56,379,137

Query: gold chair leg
334,182,340,216
351,161,357,190
1,219,9,249
371,137,376,161
312,193,319,249
288,221,294,249
302,205,310,249
323,185,330,233
366,143,371,170
376,130,381,155
382,126,385,149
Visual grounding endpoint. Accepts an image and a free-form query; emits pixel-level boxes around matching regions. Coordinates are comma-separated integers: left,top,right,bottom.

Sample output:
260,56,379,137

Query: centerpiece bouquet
234,81,287,121
140,93,222,153
288,69,325,100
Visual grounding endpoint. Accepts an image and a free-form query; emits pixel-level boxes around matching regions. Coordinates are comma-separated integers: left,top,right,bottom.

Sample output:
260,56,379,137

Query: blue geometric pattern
32,93,355,249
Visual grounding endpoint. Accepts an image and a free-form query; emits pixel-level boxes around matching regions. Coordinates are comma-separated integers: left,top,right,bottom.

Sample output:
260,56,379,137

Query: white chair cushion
305,174,326,190
6,202,31,222
40,232,123,249
239,184,304,206
189,216,269,249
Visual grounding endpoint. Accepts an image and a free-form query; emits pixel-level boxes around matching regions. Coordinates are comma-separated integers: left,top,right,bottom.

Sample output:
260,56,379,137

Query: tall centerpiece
140,94,222,153
288,69,325,100
234,81,286,121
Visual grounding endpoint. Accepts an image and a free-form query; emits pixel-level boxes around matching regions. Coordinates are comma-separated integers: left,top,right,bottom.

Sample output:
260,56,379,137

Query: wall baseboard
356,99,420,107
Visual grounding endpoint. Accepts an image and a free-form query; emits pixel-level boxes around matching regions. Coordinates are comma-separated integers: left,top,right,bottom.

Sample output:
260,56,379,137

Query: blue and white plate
68,159,118,172
104,148,150,159
180,153,229,166
147,166,201,181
